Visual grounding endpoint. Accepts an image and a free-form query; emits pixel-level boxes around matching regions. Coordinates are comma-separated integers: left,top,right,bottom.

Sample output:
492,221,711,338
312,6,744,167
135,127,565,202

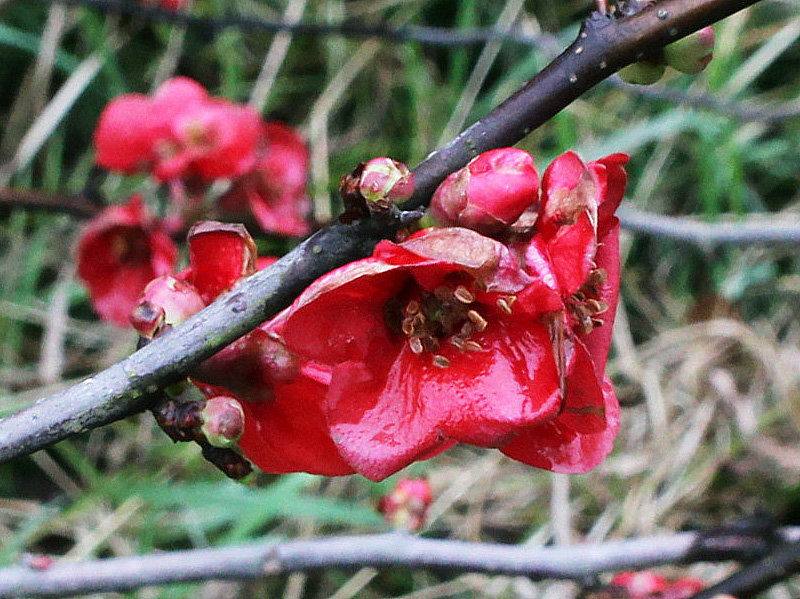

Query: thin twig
1,527,798,599
39,0,553,48
617,206,800,246
0,0,765,465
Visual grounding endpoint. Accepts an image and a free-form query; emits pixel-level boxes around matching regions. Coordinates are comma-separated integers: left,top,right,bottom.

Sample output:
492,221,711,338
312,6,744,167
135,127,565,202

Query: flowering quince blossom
257,148,629,481
76,195,177,326
218,122,312,236
94,77,261,182
378,478,434,531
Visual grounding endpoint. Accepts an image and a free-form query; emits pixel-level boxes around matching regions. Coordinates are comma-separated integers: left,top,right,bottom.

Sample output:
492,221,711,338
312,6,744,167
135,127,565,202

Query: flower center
385,278,492,368
568,267,609,335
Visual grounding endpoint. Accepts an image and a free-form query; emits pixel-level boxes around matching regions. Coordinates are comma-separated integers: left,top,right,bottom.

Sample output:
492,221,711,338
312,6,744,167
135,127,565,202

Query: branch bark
1,527,798,598
0,0,765,465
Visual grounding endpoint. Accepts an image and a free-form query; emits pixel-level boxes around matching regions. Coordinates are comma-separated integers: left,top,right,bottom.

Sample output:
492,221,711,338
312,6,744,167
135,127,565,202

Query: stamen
409,337,424,354
404,300,420,315
454,285,475,304
463,340,483,352
467,310,488,331
460,322,474,338
586,299,609,314
402,317,414,336
591,317,605,328
496,297,512,315
449,336,466,350
432,354,451,368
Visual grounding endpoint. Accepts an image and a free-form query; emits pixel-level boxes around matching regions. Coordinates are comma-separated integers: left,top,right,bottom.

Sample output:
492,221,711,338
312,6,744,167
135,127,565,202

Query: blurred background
1,0,800,597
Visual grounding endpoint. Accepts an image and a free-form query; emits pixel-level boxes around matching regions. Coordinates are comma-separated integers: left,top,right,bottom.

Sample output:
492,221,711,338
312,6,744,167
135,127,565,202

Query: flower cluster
135,147,627,481
77,77,311,325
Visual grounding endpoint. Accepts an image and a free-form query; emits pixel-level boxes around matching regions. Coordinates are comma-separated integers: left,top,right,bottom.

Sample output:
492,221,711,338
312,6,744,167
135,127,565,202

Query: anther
460,322,474,338
467,310,488,331
432,354,451,368
591,317,605,328
409,337,424,355
422,336,440,352
449,336,466,350
496,297,512,315
586,299,609,314
463,340,483,352
402,317,414,336
454,285,475,304
404,300,420,316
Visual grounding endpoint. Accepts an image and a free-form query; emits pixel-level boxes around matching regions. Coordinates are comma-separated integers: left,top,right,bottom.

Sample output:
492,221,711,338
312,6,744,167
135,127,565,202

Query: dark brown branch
1,527,798,598
0,188,100,218
0,0,765,465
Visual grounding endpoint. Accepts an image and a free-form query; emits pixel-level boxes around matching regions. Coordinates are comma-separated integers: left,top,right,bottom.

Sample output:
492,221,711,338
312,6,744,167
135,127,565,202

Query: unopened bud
200,396,245,448
130,275,205,338
378,478,433,531
359,157,415,204
664,26,715,74
430,148,539,235
618,60,666,85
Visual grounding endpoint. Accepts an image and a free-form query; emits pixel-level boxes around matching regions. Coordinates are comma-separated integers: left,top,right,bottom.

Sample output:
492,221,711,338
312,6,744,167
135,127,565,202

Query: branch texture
2,527,798,598
0,0,765,464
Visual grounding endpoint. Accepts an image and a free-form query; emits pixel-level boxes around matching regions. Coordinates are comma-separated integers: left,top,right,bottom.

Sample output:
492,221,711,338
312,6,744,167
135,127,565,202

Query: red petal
578,220,620,373
500,368,619,473
590,153,628,232
186,222,258,302
237,374,355,476
323,317,562,481
94,96,157,173
547,211,597,297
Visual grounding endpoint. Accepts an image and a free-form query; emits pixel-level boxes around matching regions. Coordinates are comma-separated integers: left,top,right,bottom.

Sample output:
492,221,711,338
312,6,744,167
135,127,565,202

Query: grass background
2,0,800,597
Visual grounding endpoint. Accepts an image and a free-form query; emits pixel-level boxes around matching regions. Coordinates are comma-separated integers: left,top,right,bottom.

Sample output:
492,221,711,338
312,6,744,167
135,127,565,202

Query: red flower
76,196,177,326
378,478,434,530
266,150,627,480
218,122,311,236
610,571,707,599
94,77,261,183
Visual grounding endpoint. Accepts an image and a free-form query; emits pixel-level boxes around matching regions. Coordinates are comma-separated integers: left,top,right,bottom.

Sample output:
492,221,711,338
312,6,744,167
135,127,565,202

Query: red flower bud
664,26,715,74
378,478,433,531
200,396,246,448
359,157,415,204
430,148,539,235
130,275,205,338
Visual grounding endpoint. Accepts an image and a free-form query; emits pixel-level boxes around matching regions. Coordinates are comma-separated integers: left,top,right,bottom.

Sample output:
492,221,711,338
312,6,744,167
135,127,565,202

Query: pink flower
94,77,261,183
218,122,311,236
430,148,539,235
76,196,177,326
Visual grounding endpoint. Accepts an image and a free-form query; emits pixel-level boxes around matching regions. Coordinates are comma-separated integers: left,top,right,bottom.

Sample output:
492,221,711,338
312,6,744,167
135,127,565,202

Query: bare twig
1,527,798,598
0,0,765,465
40,0,553,48
617,206,800,246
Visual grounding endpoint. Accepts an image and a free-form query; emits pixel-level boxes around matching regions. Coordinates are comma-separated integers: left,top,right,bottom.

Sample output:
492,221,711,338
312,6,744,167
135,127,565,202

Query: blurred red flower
218,122,312,236
76,196,177,326
94,77,261,183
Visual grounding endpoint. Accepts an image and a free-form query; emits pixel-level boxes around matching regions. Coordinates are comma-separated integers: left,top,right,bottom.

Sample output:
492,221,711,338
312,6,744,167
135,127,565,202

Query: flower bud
377,478,433,531
430,148,539,235
617,60,666,85
359,157,415,204
664,26,715,74
131,275,205,338
200,396,246,448
187,221,258,303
